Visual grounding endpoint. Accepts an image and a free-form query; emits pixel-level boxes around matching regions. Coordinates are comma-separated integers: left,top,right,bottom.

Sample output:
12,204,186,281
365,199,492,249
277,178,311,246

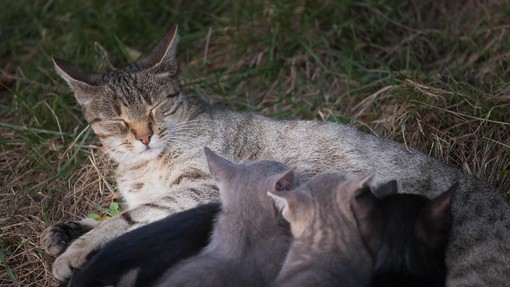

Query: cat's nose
137,133,153,145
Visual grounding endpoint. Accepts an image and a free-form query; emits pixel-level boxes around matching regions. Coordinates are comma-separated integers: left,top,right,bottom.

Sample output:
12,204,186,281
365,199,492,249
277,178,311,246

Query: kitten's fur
268,173,373,287
43,26,510,285
59,202,220,287
154,147,296,287
352,181,456,287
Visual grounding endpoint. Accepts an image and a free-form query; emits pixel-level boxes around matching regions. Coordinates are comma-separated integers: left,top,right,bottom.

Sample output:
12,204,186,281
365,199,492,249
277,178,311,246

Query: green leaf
109,202,119,211
86,213,101,219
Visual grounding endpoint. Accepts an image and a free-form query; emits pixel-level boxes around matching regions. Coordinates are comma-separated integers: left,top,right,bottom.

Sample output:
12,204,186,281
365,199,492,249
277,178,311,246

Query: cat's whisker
165,137,203,146
170,124,208,132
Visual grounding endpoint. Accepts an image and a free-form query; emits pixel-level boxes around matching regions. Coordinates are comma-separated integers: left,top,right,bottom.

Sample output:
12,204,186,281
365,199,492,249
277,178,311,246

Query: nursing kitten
59,202,220,287
268,172,373,287
44,26,510,285
351,181,456,287
153,147,296,287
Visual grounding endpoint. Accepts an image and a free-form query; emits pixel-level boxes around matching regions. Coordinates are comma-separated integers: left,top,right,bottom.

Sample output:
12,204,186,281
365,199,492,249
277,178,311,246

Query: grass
1,0,509,286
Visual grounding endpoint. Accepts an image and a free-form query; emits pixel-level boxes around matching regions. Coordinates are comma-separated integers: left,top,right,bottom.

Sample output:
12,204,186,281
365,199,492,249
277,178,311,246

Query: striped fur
44,26,510,285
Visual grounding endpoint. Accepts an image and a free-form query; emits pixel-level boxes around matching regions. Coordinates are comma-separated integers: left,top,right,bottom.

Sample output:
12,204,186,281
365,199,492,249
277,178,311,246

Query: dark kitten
60,203,220,287
351,181,457,287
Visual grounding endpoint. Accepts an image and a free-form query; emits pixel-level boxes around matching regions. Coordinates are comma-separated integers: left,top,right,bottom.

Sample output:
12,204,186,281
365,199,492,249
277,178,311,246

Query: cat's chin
111,147,165,166
137,147,164,160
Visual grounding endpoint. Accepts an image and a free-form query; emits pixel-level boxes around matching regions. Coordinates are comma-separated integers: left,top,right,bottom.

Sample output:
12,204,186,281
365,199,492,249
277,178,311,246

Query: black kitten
351,181,457,287
60,203,220,287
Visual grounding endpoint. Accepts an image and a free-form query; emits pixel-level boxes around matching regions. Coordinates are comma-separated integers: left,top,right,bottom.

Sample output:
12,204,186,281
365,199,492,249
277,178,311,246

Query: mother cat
43,26,510,285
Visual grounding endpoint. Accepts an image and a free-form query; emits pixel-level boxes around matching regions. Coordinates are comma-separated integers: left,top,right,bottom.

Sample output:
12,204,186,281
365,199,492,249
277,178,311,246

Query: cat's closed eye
150,101,165,117
96,120,129,134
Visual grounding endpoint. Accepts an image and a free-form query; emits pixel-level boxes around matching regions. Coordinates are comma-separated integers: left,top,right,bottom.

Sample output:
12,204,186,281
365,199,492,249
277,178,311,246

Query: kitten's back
155,148,296,287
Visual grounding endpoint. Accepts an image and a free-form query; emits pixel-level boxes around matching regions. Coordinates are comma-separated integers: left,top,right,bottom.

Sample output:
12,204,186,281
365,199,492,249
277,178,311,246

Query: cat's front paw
51,243,89,281
40,220,94,257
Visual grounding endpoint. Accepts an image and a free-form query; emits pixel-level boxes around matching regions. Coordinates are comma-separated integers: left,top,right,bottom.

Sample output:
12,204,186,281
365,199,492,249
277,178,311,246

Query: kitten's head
203,147,298,215
268,172,373,238
54,27,186,164
351,181,456,280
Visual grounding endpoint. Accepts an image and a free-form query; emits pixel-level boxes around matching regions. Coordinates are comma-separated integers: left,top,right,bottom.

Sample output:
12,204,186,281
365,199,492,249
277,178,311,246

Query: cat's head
203,147,298,214
268,172,373,238
351,180,456,276
54,27,185,164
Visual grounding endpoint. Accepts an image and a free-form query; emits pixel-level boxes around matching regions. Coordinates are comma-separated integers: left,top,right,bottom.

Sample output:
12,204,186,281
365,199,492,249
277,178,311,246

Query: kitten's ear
423,182,457,223
53,58,101,105
346,174,374,197
203,147,236,183
415,182,457,249
267,191,290,213
271,170,296,192
350,188,381,258
373,180,398,198
138,26,179,71
267,191,306,222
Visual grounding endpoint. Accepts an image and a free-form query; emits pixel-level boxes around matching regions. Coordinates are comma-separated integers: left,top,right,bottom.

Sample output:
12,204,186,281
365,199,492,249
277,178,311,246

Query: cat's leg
40,218,99,256
50,180,218,281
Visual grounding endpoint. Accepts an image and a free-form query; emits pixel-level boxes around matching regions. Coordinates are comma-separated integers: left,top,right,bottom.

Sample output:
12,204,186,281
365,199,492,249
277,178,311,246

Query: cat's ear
267,191,292,214
267,170,298,215
350,187,382,258
271,170,296,192
53,58,101,105
346,174,374,197
267,190,303,218
423,182,457,224
138,26,179,72
203,147,236,183
373,180,398,198
415,182,457,251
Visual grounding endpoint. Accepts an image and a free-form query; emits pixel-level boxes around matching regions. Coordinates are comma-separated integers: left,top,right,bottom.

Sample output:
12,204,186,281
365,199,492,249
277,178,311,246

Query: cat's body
59,202,220,287
352,181,456,287
153,147,296,287
43,26,510,286
268,173,373,287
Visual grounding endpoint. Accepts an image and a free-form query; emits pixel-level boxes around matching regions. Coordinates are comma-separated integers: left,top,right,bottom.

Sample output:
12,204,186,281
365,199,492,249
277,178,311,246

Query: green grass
1,0,509,286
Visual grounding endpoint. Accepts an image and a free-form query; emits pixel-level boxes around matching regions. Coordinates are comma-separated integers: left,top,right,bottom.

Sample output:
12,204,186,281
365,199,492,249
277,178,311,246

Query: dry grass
1,0,509,286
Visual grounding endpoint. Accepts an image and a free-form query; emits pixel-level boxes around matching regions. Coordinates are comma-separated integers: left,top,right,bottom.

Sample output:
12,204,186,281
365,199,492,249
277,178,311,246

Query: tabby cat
268,172,373,287
351,180,456,287
153,147,296,287
43,26,510,286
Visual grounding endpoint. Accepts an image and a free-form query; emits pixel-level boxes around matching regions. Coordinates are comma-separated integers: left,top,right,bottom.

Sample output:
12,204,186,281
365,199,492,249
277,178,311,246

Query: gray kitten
43,26,510,286
153,147,296,287
268,173,373,287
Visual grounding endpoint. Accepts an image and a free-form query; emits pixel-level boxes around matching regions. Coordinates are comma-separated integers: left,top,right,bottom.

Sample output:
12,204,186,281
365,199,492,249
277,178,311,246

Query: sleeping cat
152,147,296,287
351,180,456,287
43,26,510,285
268,172,373,287
59,202,220,287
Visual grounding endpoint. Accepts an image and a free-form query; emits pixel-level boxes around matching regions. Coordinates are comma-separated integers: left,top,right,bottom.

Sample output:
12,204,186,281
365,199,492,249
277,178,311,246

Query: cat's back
257,117,461,195
186,106,461,198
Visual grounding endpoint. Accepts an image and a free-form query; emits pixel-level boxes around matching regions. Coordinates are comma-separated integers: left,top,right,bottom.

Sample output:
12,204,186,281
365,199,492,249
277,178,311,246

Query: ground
1,1,509,286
